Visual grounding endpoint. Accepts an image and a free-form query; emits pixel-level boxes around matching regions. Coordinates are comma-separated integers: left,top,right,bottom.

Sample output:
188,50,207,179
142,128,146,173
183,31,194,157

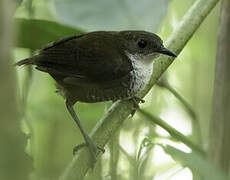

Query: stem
108,131,120,180
157,81,202,144
209,0,230,174
0,0,32,179
138,109,205,155
59,0,220,179
157,80,196,120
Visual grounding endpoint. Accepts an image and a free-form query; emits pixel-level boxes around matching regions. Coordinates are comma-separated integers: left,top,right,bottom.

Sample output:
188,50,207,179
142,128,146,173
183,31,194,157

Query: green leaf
162,145,228,180
54,0,172,31
15,18,84,50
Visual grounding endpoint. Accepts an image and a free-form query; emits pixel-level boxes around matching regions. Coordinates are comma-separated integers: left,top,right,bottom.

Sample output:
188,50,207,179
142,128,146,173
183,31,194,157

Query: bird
15,30,176,165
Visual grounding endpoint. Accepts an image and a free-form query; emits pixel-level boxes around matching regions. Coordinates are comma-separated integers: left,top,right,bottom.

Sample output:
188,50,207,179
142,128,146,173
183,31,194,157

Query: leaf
53,0,172,31
162,145,228,180
15,18,84,50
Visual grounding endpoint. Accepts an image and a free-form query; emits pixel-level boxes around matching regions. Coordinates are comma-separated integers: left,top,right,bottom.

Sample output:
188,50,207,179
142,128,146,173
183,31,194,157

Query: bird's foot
73,143,105,155
73,140,105,168
130,96,145,116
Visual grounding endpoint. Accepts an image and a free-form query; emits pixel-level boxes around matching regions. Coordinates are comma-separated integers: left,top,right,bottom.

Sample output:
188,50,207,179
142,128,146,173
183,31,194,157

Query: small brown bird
16,31,176,164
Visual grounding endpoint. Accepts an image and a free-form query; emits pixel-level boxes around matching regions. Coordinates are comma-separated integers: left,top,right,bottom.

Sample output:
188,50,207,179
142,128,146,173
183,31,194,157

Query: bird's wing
35,32,133,82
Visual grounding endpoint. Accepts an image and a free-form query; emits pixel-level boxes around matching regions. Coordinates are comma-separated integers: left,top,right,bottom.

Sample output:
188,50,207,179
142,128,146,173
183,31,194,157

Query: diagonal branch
59,0,220,179
138,109,205,155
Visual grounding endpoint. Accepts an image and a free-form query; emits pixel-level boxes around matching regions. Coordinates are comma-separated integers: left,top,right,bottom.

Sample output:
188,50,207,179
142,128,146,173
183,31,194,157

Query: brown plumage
16,30,176,165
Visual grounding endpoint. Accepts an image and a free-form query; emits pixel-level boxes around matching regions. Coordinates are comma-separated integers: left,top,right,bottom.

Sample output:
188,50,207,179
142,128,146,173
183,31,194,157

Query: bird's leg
133,96,145,104
130,96,145,116
65,100,104,167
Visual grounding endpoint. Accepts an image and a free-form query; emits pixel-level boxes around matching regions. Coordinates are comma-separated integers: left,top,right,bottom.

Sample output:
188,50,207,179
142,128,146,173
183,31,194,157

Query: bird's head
119,31,176,62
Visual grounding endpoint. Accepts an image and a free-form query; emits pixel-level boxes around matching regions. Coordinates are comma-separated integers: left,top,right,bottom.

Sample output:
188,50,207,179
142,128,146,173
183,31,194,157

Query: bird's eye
137,39,147,48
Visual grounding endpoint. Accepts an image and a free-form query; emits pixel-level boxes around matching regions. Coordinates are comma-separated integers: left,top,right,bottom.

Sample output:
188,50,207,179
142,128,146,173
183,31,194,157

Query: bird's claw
73,142,105,168
130,96,145,116
73,143,105,155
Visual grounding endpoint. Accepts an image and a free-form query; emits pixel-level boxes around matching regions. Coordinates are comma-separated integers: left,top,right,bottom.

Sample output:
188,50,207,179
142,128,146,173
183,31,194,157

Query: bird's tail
14,58,33,66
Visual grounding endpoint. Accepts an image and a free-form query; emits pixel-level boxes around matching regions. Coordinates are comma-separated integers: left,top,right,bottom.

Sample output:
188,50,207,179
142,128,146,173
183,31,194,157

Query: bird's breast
128,57,153,96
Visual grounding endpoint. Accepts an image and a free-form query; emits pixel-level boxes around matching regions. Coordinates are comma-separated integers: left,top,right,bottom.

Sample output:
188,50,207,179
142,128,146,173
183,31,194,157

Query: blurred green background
1,0,227,179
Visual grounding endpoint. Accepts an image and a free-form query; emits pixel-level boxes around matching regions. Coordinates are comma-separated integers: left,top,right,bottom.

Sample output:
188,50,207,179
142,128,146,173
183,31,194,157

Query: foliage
16,18,84,50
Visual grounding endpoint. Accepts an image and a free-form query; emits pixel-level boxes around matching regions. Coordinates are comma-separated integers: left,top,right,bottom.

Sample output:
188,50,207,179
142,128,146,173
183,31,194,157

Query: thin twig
138,109,205,155
157,80,202,144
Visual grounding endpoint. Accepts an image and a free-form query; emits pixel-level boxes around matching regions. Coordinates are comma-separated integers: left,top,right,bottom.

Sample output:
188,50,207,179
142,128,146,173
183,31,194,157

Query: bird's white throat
125,52,154,96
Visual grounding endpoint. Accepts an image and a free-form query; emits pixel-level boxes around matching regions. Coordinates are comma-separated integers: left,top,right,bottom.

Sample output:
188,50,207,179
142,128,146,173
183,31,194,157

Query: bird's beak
159,47,177,57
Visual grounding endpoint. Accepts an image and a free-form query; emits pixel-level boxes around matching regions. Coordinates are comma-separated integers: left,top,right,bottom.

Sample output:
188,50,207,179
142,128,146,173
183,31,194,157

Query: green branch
138,109,205,155
157,79,196,120
59,0,220,179
157,79,203,144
